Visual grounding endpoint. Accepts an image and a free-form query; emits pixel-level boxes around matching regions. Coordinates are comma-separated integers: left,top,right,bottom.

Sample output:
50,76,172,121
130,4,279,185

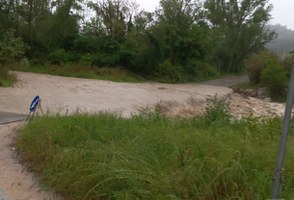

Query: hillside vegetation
1,0,275,83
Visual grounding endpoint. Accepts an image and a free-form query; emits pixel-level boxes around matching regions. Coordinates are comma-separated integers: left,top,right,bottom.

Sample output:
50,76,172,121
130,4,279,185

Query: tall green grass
15,113,294,199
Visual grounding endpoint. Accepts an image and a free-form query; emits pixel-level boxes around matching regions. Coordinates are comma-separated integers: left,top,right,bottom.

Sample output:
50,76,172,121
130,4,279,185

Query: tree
87,0,136,41
204,0,276,73
144,0,212,80
152,0,208,65
17,0,52,40
132,11,153,36
0,0,22,35
50,0,81,48
117,11,153,70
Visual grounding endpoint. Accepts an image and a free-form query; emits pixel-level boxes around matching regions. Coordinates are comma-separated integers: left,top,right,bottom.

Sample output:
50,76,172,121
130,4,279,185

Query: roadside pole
272,62,294,199
26,95,41,121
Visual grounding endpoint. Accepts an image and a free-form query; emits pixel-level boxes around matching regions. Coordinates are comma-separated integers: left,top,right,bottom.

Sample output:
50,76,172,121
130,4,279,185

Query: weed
136,103,163,120
204,96,231,124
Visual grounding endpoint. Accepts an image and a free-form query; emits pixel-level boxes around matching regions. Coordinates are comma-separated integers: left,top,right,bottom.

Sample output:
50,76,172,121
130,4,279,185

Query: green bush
260,63,288,101
186,59,220,81
157,59,185,82
79,54,94,66
91,53,120,67
48,49,68,65
246,51,281,85
118,49,140,69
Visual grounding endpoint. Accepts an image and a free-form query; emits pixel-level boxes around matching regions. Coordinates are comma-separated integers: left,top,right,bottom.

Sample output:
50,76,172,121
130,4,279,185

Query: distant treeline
266,24,294,56
0,0,276,82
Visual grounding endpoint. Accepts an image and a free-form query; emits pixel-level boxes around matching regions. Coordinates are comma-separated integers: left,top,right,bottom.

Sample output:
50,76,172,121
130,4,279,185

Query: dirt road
0,71,287,199
201,75,249,87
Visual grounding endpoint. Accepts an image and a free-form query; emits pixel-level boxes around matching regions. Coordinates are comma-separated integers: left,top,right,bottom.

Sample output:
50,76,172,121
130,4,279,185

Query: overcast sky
134,0,294,30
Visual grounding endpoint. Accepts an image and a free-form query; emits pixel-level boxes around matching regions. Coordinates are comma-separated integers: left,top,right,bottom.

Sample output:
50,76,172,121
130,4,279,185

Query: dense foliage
245,50,292,101
0,0,275,82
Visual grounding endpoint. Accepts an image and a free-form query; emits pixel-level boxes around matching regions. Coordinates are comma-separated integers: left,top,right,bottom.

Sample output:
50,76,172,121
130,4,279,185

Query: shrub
157,59,185,82
260,63,288,101
186,59,220,81
79,54,94,66
91,53,120,67
246,51,281,85
48,49,68,65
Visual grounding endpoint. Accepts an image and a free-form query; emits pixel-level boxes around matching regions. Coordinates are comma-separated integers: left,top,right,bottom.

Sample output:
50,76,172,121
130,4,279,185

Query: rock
257,87,268,99
263,97,272,102
244,89,256,97
233,88,249,98
228,93,285,119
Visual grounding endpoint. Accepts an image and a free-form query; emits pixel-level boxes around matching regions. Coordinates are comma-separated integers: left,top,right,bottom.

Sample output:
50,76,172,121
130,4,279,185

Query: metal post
272,63,294,199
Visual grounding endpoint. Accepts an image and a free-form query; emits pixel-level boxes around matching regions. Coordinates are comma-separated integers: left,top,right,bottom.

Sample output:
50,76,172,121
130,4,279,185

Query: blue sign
30,96,40,112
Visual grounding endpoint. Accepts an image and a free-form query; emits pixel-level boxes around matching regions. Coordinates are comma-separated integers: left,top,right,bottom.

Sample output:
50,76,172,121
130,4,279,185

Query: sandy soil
0,71,288,199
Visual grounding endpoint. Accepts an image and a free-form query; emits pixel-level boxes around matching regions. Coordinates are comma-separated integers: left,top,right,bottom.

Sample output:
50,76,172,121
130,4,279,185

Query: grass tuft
204,96,231,125
15,113,294,199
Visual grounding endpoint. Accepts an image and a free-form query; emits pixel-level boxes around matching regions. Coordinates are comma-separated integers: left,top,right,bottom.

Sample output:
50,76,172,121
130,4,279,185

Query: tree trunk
227,54,234,74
